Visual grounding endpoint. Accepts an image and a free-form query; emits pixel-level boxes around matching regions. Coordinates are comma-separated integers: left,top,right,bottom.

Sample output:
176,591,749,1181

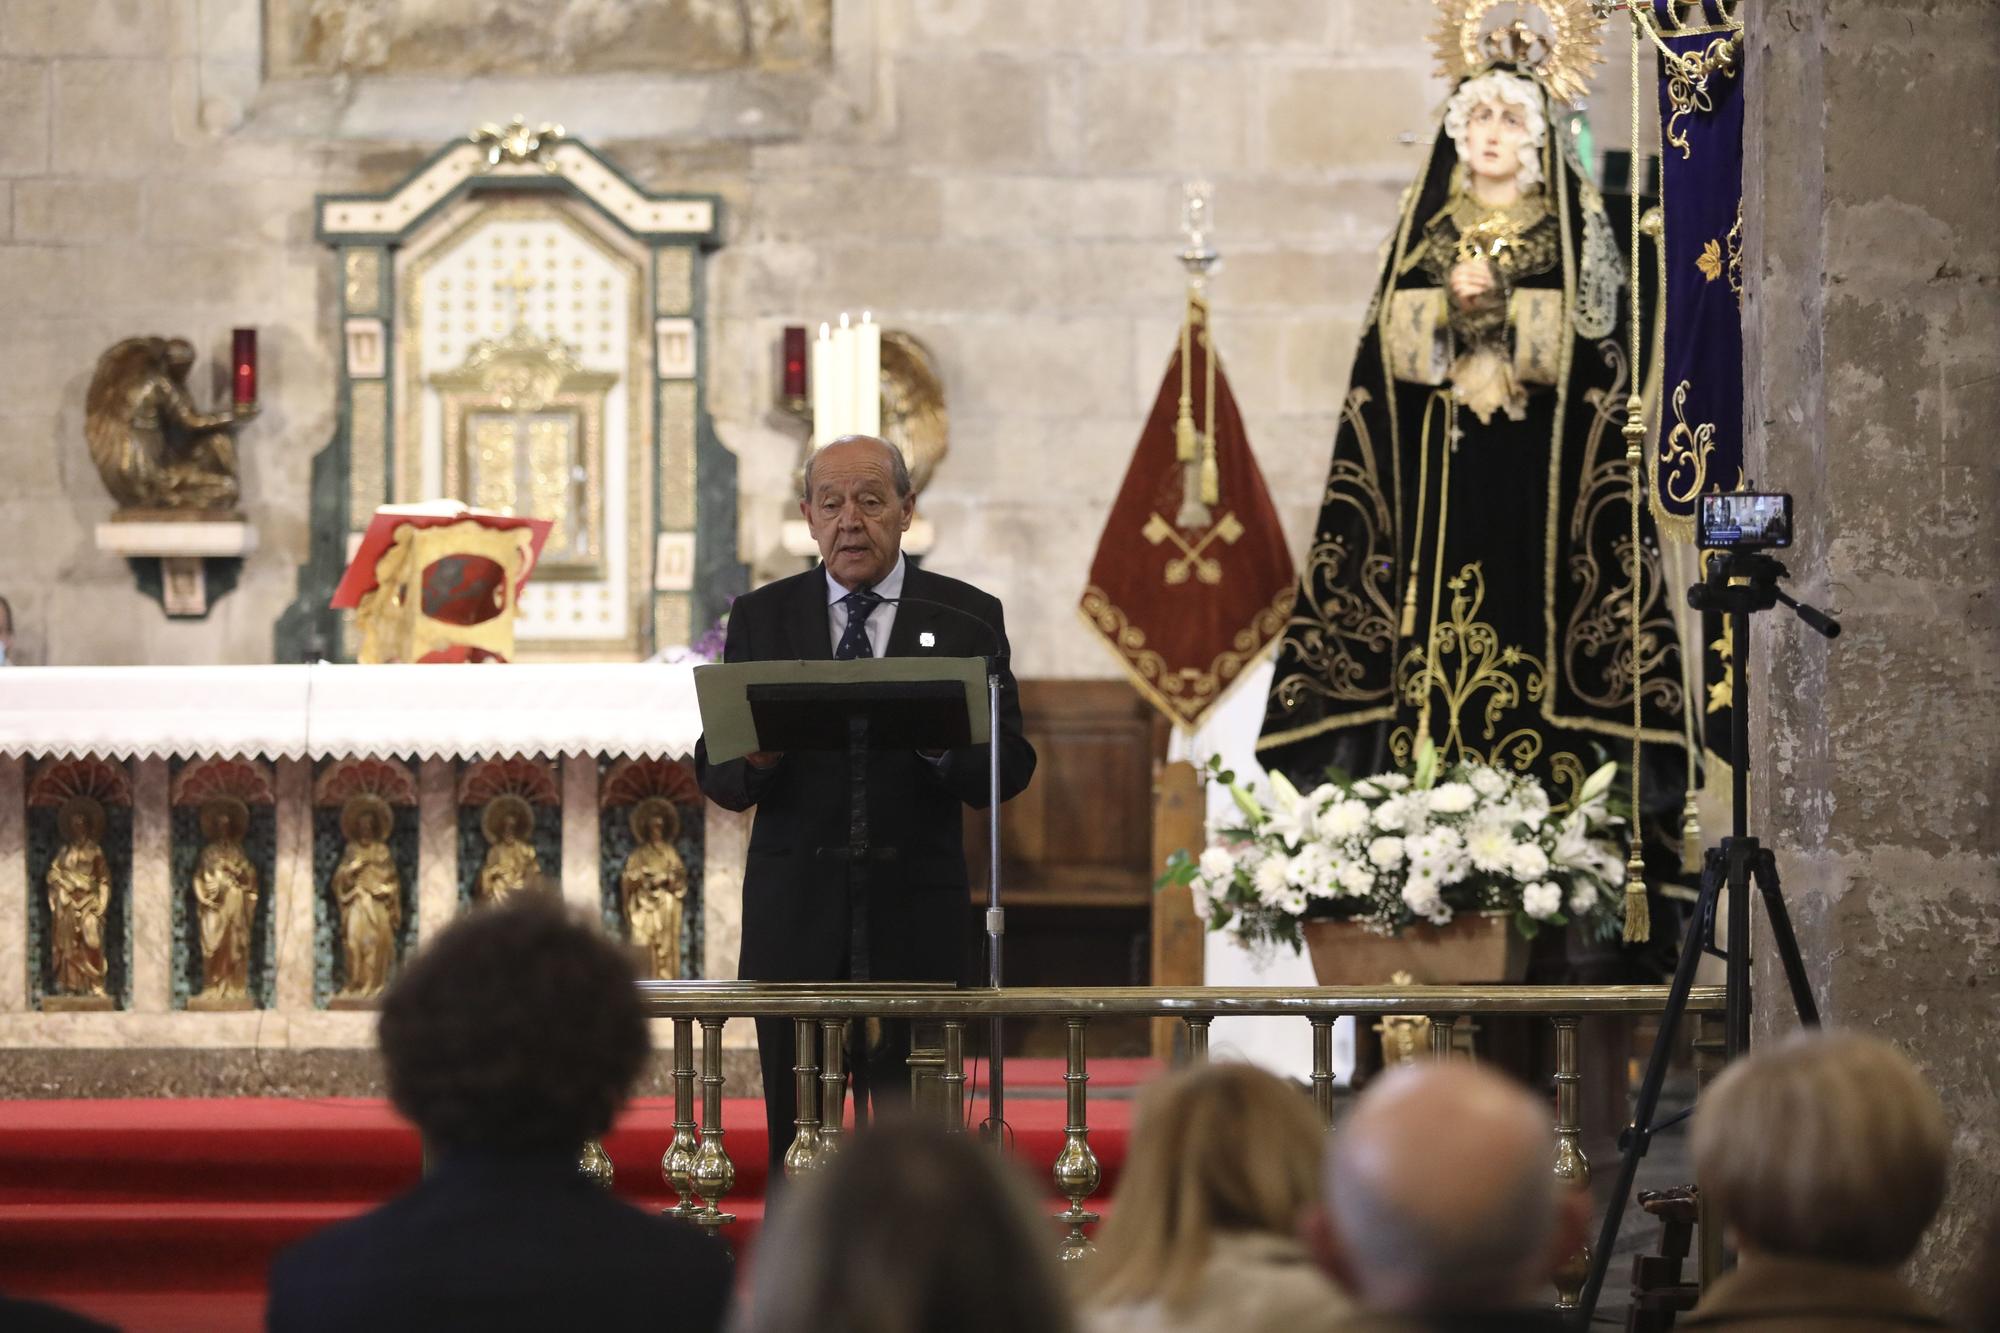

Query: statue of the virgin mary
1260,0,1691,818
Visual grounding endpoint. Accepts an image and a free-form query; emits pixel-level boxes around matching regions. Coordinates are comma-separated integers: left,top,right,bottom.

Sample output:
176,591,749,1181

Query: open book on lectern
693,658,992,764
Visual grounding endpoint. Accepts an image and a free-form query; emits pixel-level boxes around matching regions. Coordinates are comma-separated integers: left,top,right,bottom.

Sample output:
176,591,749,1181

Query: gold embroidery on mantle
1565,342,1685,721
1394,562,1549,771
1266,388,1400,736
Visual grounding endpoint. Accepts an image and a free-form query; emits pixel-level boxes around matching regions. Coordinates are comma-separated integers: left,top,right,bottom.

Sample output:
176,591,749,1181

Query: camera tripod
1572,550,1841,1325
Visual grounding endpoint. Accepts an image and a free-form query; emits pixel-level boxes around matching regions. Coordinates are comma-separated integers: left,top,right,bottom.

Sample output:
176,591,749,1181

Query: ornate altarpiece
277,130,740,662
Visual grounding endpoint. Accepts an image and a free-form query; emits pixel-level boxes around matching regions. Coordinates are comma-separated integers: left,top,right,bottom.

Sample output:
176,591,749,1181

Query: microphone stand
878,594,1012,1143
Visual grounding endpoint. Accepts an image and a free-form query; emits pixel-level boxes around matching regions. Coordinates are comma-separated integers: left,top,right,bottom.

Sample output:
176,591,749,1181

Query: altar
0,665,755,1095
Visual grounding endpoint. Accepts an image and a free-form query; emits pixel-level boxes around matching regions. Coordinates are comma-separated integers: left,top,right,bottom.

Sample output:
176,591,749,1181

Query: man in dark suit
696,435,1036,1170
266,900,732,1332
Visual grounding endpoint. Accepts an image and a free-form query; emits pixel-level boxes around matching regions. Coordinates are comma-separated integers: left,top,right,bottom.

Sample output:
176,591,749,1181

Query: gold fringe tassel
1680,792,1702,872
1622,845,1650,944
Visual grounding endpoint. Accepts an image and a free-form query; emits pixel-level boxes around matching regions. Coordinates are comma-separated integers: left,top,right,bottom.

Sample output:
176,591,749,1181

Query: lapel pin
919,631,936,648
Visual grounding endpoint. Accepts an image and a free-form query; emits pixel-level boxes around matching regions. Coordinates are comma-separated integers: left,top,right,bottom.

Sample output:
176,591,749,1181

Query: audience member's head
1693,1030,1948,1268
1088,1061,1328,1310
734,1119,1075,1333
1314,1062,1584,1311
378,898,648,1157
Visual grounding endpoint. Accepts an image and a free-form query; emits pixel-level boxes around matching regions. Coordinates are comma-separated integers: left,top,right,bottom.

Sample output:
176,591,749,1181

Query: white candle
854,310,881,437
811,322,837,447
831,312,855,440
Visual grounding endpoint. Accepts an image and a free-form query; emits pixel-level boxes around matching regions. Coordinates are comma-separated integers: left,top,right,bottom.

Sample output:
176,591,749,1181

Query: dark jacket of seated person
265,1148,731,1332
265,898,731,1332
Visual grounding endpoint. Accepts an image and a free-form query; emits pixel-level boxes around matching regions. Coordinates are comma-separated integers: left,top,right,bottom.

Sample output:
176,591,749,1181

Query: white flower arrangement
1166,743,1630,953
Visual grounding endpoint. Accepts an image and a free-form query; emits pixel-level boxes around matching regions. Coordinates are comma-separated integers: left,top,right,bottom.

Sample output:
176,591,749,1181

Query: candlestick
231,328,258,408
853,311,881,437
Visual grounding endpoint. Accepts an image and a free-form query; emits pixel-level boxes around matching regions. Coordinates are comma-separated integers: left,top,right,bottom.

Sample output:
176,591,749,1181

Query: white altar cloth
0,663,706,761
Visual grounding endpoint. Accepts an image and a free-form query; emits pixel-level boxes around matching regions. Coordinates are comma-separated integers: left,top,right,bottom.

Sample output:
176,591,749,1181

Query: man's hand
745,751,783,769
1448,259,1496,310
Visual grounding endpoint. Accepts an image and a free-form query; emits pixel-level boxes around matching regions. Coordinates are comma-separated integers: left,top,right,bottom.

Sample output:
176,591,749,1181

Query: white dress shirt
824,552,906,657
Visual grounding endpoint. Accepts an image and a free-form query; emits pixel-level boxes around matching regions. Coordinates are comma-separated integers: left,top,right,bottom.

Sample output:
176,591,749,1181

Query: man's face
1465,98,1530,184
801,438,913,591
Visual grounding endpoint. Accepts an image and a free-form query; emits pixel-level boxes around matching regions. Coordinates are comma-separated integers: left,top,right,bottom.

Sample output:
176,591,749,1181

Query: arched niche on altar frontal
276,123,739,664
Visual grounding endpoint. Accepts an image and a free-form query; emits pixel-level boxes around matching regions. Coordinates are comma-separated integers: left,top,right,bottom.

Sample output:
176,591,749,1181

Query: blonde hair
1443,71,1547,194
1693,1030,1949,1266
1085,1062,1327,1311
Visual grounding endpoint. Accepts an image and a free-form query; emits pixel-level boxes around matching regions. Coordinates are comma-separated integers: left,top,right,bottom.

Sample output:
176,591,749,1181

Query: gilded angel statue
85,337,258,513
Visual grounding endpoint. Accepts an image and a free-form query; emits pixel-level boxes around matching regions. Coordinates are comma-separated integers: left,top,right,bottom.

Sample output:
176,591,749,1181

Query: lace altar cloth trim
0,664,704,762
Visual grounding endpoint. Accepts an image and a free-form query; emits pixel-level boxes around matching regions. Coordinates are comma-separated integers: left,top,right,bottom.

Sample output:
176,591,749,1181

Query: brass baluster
819,1018,848,1158
1182,1015,1211,1065
577,1138,614,1188
661,1017,698,1217
1053,1018,1102,1261
942,1021,966,1132
1429,1014,1457,1059
784,1016,822,1178
690,1017,736,1231
1691,1010,1725,1292
1550,1015,1592,1310
1311,1017,1338,1128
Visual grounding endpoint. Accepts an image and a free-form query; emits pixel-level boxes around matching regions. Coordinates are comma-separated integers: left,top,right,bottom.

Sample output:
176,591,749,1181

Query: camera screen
1699,492,1793,550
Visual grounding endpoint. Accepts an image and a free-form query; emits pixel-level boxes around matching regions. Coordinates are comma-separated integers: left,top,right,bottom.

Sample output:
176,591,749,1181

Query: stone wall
0,0,1662,674
1744,0,2000,1305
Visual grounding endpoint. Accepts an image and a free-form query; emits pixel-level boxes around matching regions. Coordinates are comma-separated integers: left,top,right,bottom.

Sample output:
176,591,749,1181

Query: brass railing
636,982,1727,1306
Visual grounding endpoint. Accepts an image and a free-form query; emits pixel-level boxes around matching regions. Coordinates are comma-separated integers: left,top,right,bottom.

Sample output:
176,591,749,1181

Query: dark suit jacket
695,563,1036,984
265,1152,733,1333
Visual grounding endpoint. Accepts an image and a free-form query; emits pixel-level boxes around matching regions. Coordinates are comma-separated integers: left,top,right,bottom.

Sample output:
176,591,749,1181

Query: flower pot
1303,910,1530,985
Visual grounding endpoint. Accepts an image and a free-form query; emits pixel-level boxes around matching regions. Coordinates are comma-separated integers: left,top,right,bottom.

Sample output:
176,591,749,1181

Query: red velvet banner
1080,299,1296,731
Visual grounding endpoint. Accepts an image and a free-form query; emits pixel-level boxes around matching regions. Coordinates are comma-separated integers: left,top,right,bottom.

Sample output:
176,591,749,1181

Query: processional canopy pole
1175,182,1223,530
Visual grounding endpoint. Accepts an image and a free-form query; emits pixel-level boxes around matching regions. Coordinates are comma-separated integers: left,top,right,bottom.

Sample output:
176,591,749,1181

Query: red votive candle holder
231,328,257,408
782,325,808,400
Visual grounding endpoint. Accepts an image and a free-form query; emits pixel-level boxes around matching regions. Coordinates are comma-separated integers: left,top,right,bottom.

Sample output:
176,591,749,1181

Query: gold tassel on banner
1175,299,1196,462
1200,311,1220,505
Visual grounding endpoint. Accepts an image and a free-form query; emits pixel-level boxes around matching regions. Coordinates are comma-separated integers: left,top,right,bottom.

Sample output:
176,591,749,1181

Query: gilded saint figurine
85,336,259,513
191,798,259,1008
47,797,113,1002
476,795,543,904
620,799,688,979
332,796,402,1001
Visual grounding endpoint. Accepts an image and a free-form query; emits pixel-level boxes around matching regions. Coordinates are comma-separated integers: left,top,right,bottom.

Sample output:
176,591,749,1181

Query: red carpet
0,1059,1150,1331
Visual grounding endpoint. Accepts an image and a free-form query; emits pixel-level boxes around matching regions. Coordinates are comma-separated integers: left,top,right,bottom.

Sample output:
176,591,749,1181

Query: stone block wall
0,0,1653,675
1744,0,2000,1306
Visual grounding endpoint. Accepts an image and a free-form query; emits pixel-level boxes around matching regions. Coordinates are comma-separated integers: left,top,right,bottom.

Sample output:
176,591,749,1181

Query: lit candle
831,312,855,440
231,328,257,408
853,310,881,437
811,322,836,445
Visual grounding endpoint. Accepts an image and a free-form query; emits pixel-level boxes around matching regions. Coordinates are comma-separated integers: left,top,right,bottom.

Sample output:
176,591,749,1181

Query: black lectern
694,657,1007,1127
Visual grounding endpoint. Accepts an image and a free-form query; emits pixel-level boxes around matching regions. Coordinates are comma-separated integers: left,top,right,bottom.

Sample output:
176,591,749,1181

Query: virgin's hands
1448,260,1495,309
746,751,783,769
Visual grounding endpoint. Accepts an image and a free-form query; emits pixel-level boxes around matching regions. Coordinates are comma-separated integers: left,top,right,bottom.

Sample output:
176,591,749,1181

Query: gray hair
801,435,912,502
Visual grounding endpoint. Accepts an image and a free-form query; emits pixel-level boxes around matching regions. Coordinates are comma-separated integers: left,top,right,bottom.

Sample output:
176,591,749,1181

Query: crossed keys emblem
1144,511,1243,585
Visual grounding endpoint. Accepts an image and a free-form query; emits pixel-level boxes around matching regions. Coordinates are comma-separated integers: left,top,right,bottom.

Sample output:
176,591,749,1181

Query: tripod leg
1751,850,1821,1028
1572,848,1723,1326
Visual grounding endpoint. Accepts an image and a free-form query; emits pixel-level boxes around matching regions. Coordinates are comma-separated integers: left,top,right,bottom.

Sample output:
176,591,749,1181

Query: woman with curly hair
1082,1062,1346,1333
266,899,732,1332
